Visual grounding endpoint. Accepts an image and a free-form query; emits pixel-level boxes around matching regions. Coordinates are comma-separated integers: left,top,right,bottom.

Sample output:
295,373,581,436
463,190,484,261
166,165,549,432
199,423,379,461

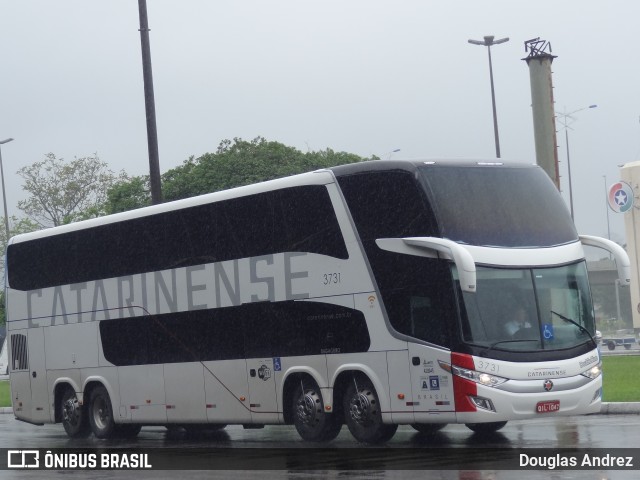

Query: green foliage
105,176,152,214
17,153,127,227
106,137,367,213
0,381,9,408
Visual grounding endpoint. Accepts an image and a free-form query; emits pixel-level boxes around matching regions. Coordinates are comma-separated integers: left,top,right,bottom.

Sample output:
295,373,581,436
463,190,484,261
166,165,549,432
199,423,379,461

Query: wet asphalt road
1,412,640,479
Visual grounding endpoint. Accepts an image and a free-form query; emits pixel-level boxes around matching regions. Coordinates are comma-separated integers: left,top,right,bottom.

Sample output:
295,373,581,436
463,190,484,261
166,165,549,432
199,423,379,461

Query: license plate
536,400,560,413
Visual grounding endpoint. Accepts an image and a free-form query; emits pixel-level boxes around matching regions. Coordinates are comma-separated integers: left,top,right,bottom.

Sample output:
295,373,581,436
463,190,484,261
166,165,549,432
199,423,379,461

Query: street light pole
555,105,597,220
0,138,14,241
468,35,509,158
138,0,162,205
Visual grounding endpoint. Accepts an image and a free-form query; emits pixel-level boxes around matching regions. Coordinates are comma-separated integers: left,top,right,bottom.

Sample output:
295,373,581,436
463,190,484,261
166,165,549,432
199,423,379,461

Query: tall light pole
468,35,509,158
0,138,13,241
556,105,597,220
138,0,162,204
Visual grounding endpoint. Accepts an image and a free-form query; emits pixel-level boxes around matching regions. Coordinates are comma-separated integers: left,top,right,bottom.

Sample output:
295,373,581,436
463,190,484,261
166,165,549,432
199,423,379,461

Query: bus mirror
376,237,477,293
579,235,631,286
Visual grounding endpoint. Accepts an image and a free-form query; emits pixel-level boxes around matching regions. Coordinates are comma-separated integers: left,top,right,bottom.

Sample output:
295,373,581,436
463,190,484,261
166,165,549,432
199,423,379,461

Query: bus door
9,328,50,423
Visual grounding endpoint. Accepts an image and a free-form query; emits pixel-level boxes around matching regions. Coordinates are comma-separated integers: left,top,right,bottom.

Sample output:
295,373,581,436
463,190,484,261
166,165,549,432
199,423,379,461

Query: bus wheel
465,421,507,434
60,387,90,438
343,378,397,444
292,378,342,442
88,386,116,439
412,423,447,434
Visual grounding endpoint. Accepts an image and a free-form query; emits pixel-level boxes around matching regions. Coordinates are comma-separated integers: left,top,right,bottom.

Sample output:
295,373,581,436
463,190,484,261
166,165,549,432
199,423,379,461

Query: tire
607,341,616,351
343,377,397,444
60,387,90,438
465,421,508,434
88,385,116,439
411,423,447,434
624,344,631,350
292,378,342,442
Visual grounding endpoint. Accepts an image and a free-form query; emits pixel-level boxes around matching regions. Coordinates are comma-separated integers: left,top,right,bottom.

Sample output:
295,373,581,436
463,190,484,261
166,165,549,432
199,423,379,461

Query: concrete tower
523,38,560,188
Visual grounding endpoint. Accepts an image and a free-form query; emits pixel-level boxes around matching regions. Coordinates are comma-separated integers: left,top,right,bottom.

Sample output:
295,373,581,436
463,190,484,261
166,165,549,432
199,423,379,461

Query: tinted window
420,165,578,247
100,301,370,365
338,171,454,346
8,186,347,291
337,170,438,242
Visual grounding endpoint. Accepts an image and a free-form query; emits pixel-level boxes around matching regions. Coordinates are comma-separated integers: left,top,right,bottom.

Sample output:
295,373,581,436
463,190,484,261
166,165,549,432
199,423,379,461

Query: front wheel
343,377,397,444
60,387,90,438
465,421,507,434
292,378,342,442
88,386,116,439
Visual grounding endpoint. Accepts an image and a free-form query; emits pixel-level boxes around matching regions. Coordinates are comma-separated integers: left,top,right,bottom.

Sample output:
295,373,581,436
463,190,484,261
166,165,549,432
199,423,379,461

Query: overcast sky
1,0,639,244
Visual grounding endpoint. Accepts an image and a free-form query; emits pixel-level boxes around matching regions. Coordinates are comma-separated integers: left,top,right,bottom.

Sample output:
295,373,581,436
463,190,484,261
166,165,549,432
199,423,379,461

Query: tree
106,137,368,213
17,153,126,227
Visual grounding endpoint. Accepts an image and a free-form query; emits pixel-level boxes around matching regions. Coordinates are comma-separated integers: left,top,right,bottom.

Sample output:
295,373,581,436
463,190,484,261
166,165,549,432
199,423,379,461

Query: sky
1,0,639,245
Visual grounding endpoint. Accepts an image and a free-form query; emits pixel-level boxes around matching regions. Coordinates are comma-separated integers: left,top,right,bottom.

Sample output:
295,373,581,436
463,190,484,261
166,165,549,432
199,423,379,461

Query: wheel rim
92,396,110,430
296,389,322,427
63,396,81,426
349,390,375,427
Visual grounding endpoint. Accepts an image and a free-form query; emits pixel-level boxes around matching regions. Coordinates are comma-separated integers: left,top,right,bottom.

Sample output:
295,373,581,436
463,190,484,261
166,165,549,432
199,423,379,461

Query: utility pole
138,0,162,204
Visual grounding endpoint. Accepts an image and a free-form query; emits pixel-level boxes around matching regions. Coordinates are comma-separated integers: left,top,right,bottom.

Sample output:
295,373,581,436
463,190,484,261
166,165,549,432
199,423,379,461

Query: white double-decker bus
5,160,629,443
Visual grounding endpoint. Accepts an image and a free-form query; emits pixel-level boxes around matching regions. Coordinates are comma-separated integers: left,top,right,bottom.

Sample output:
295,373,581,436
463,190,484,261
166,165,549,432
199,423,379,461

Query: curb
599,402,640,414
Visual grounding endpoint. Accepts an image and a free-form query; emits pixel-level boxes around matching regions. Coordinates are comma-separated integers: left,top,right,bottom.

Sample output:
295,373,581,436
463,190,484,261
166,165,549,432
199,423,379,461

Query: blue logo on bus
429,376,440,390
273,357,281,372
542,324,554,340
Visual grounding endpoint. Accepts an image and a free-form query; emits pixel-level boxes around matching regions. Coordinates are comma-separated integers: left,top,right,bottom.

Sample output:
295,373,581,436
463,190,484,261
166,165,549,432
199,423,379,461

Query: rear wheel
343,377,397,444
292,378,342,442
88,385,116,439
465,421,507,434
60,387,90,438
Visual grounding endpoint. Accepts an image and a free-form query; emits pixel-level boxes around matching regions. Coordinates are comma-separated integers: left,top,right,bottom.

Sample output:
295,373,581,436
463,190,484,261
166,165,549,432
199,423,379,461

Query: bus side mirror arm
579,235,631,286
376,237,477,293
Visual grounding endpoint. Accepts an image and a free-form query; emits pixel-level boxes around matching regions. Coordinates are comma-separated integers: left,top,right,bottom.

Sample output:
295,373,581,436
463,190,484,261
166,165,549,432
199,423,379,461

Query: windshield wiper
550,310,596,347
479,339,538,357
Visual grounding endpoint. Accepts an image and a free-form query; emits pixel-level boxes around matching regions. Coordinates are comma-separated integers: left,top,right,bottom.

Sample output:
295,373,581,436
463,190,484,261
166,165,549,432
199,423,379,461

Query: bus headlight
581,363,602,380
439,361,508,387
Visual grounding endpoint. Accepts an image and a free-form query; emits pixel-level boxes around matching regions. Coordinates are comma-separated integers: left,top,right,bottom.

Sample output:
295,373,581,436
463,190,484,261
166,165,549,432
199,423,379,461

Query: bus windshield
456,262,596,351
419,164,578,247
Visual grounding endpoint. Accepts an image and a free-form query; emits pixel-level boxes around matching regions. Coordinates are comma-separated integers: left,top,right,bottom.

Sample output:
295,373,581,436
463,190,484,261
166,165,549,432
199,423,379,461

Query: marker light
439,360,508,387
581,363,602,380
470,396,496,412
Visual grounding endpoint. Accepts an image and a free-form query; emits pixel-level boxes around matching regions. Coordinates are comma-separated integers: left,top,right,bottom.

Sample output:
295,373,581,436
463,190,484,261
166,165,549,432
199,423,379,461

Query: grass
602,356,640,402
0,357,636,409
0,380,10,408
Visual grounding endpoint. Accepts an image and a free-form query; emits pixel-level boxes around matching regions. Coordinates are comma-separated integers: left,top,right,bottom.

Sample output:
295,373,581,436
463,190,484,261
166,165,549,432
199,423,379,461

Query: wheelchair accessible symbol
542,324,554,340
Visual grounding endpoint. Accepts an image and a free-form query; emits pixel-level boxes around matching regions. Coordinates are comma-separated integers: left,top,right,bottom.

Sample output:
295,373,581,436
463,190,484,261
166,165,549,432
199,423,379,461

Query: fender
330,362,391,414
